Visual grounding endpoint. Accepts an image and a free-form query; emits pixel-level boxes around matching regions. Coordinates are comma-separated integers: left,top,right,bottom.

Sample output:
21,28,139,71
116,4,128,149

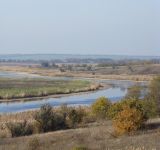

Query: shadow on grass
131,121,160,136
144,122,160,131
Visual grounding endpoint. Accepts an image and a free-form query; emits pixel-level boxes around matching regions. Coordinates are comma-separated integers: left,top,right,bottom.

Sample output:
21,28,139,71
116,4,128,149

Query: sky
0,0,160,56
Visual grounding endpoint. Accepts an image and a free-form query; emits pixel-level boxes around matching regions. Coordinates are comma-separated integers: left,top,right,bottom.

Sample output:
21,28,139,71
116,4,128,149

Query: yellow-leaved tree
113,106,144,135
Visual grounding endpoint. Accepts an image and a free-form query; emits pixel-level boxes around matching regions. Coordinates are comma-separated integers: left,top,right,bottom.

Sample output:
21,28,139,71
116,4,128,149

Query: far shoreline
0,65,154,82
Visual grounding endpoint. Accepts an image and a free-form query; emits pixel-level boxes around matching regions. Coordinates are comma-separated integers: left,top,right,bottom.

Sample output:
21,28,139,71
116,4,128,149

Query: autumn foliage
113,106,144,135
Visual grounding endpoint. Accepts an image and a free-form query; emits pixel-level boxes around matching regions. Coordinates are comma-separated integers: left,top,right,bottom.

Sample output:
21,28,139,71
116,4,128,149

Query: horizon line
0,53,160,57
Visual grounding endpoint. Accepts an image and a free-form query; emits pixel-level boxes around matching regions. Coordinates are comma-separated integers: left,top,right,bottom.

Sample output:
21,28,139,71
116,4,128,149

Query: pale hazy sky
0,0,160,56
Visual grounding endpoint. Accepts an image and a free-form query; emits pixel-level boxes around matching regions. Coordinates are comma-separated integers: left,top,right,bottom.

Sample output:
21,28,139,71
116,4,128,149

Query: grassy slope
0,120,159,150
0,78,97,100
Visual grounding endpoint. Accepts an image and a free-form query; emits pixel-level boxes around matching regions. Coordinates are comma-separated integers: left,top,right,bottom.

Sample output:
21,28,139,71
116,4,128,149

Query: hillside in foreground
0,119,159,150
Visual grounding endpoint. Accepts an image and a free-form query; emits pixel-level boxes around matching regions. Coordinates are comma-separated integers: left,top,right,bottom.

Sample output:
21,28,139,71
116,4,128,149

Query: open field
0,64,158,81
0,119,159,150
0,78,100,100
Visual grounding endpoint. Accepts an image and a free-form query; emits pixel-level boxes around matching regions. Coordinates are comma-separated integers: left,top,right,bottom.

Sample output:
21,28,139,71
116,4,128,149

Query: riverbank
0,83,107,103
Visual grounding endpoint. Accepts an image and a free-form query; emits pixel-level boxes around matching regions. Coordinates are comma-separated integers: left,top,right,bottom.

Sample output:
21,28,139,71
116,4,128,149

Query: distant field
0,78,98,100
0,64,156,81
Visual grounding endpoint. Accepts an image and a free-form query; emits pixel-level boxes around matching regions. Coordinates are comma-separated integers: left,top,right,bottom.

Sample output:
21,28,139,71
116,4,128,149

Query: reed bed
0,78,97,100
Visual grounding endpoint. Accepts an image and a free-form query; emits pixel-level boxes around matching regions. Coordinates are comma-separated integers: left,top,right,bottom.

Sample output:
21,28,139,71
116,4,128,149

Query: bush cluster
107,98,152,135
91,97,111,119
6,120,33,137
6,104,88,137
108,98,148,120
34,104,67,132
6,98,150,137
113,106,144,135
66,107,86,128
35,104,87,131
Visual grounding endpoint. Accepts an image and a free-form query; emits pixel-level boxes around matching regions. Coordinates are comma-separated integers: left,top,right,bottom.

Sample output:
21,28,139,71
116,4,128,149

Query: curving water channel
0,71,146,113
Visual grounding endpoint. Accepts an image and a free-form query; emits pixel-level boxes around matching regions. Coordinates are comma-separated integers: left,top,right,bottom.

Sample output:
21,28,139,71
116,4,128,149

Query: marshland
0,78,100,100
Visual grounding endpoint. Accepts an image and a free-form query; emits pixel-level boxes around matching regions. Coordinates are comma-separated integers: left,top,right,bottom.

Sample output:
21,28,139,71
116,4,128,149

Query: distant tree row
1,58,160,65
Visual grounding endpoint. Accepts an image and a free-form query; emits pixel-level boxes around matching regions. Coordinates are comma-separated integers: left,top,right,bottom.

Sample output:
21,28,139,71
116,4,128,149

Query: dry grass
0,78,100,101
0,119,159,150
0,111,36,123
0,65,154,81
0,111,36,138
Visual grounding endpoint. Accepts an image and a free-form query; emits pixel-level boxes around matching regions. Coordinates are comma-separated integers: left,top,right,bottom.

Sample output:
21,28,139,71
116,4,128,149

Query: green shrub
91,97,111,119
53,113,67,130
66,107,86,128
142,98,158,118
34,104,67,132
34,104,55,132
6,120,33,137
59,105,88,127
107,102,123,119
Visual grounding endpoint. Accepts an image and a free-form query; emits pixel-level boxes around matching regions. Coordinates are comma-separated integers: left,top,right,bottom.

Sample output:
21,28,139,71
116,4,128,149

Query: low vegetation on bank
0,78,100,100
0,96,158,149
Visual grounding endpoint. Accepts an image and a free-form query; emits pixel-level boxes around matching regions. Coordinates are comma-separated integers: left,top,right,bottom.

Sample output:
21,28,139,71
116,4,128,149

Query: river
0,71,146,113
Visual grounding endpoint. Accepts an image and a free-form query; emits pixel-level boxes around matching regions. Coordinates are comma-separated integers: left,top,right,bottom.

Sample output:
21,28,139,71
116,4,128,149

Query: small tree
34,104,55,132
91,97,111,119
66,107,86,128
34,104,67,132
113,106,144,135
6,120,33,137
